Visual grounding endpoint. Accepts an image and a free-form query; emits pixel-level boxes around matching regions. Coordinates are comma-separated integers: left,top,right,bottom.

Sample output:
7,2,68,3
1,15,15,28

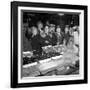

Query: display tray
22,54,79,77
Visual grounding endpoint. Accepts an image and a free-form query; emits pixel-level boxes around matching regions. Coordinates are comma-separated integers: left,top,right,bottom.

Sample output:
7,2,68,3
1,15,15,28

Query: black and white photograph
22,11,80,77
11,1,87,88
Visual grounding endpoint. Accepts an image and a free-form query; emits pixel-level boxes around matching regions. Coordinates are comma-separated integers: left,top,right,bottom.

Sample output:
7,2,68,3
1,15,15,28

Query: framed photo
11,1,88,88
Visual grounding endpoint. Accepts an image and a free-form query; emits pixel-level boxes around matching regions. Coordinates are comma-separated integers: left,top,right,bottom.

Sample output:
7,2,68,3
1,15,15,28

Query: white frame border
18,6,84,83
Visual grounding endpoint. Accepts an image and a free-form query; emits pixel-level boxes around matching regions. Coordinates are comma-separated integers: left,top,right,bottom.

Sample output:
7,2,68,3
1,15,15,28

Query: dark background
23,12,79,28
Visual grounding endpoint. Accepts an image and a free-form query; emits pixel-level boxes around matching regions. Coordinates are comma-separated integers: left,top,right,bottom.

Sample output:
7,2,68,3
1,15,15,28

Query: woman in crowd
73,26,79,46
40,25,52,46
30,26,42,54
73,26,79,55
25,27,32,40
49,24,57,46
37,21,44,36
23,26,32,51
63,25,71,46
55,25,64,45
65,25,79,55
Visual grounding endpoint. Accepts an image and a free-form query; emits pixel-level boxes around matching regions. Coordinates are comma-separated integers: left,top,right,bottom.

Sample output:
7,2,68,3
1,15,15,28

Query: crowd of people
24,21,79,55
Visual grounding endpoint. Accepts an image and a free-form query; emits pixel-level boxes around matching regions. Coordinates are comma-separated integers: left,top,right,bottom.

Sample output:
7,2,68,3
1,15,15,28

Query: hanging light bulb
58,13,64,16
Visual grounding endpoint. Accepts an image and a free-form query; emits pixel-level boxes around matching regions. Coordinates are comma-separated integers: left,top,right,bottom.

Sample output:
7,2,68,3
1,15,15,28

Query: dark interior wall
23,12,79,27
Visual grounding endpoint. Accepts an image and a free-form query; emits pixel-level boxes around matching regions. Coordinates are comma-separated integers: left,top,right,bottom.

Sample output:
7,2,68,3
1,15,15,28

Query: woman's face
28,28,31,34
32,27,38,35
56,27,61,34
50,26,55,33
44,26,49,34
37,22,43,29
65,27,69,33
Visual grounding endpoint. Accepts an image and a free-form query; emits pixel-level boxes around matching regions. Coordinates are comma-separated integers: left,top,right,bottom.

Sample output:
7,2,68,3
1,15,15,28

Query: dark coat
39,35,52,47
30,34,42,51
56,32,64,45
50,33,57,46
39,33,57,47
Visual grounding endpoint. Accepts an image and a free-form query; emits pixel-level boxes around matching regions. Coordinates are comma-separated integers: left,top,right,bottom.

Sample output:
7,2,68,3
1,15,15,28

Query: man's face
37,22,43,29
45,26,49,34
